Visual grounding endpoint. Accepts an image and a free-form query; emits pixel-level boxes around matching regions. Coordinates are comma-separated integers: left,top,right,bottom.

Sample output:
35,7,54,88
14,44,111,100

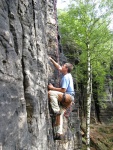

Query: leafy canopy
58,0,113,97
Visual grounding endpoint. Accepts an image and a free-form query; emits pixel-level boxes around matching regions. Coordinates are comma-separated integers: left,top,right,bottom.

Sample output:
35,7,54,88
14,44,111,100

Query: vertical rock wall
0,0,49,149
0,0,81,150
99,77,113,123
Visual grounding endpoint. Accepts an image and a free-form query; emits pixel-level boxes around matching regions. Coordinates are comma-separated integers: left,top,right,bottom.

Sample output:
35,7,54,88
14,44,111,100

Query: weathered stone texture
0,0,81,150
0,0,49,149
99,78,113,123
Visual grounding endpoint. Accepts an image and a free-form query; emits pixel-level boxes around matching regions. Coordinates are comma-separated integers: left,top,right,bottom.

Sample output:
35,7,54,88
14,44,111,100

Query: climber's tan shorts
48,90,74,109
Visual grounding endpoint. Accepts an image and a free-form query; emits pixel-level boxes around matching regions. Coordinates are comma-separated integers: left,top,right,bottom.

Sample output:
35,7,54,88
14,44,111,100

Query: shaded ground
82,123,113,150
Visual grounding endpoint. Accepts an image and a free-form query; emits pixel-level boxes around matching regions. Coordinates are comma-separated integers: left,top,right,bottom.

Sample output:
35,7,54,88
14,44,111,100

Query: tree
58,0,113,149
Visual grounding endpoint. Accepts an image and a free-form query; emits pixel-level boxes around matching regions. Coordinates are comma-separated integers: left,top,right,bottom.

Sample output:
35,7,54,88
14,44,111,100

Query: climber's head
61,63,73,74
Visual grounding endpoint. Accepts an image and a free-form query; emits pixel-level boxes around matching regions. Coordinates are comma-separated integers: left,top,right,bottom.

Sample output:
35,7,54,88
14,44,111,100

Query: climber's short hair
65,63,73,73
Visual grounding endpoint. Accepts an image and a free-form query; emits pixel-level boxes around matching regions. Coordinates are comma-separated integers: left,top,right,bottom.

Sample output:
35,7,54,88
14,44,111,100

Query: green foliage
58,0,113,103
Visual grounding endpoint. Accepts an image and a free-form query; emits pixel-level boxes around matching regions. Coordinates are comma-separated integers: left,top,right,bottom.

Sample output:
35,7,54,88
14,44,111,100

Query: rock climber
48,57,75,140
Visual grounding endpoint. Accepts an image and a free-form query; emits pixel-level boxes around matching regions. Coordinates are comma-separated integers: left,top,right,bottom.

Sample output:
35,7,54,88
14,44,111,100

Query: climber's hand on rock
48,83,54,90
49,57,52,61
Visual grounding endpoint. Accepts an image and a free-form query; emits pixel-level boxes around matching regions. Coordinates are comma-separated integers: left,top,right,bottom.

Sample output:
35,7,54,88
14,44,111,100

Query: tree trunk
86,46,92,150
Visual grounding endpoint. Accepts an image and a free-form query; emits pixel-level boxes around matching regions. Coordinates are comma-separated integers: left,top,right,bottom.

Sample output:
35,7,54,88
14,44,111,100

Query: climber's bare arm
48,83,66,93
49,57,62,71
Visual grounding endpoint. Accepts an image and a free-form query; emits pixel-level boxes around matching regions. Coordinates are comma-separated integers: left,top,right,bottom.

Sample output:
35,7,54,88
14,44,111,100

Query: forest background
57,0,113,149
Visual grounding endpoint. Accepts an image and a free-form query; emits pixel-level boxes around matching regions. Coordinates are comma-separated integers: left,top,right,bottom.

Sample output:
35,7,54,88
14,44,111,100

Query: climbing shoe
54,133,63,140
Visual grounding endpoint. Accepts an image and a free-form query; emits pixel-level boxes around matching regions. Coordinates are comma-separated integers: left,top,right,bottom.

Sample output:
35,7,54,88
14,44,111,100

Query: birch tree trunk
86,45,92,150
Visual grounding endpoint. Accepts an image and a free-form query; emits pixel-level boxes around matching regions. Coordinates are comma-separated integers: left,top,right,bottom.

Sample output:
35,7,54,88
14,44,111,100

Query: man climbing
48,57,75,140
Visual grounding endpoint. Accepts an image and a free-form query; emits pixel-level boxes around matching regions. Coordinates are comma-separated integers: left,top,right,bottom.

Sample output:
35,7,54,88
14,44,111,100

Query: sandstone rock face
99,77,113,123
0,0,81,150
